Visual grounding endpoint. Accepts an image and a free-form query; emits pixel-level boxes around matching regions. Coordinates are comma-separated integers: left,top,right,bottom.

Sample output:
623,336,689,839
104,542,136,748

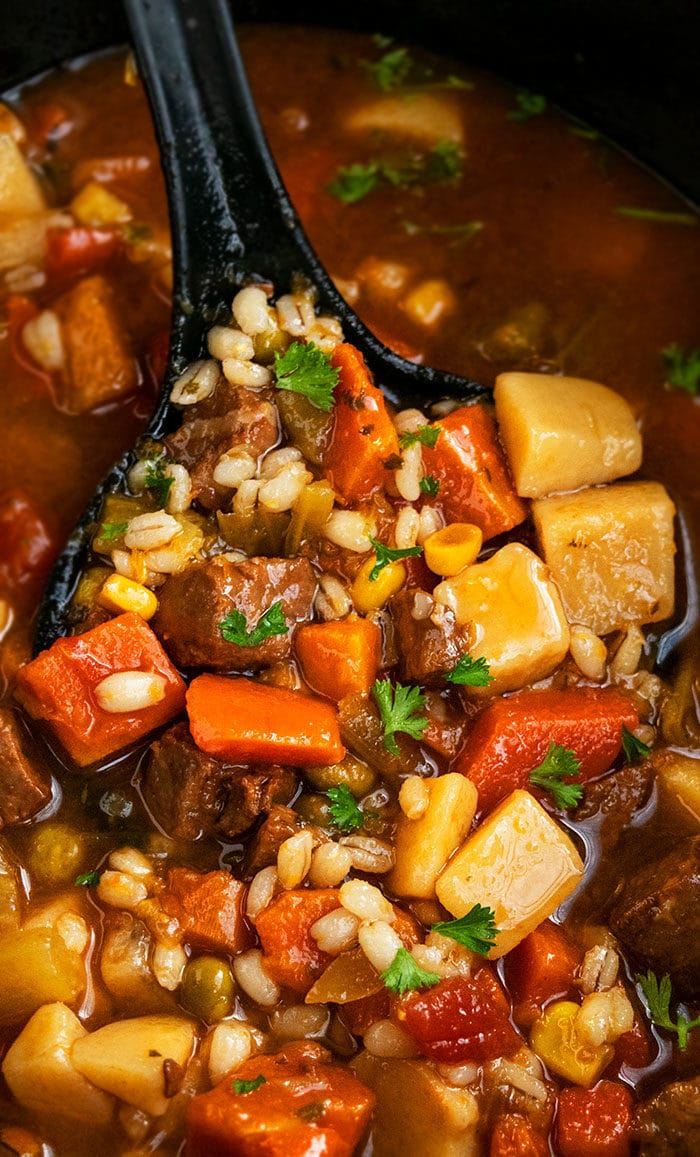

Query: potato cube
71,1014,196,1117
532,481,675,636
0,926,85,1025
346,93,463,146
494,372,642,498
2,1002,114,1124
388,774,478,899
434,543,570,694
435,789,584,957
655,750,700,824
0,134,46,220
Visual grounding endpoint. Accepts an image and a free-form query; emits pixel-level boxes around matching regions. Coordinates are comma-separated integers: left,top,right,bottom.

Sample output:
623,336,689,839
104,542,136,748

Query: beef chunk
609,835,700,997
634,1077,700,1156
217,765,298,840
389,589,473,686
576,761,654,849
153,555,316,671
0,707,51,827
246,805,301,873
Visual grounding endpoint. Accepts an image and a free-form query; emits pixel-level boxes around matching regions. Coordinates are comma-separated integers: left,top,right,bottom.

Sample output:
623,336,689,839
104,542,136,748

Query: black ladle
34,0,487,653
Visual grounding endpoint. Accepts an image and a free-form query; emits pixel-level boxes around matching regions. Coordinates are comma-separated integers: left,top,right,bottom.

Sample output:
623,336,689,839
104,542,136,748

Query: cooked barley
340,879,395,923
358,920,403,972
125,511,182,550
308,842,353,888
213,447,257,489
325,510,374,552
399,776,430,820
364,1019,419,1058
208,1022,253,1084
310,909,360,954
233,949,281,1006
277,829,313,889
247,866,280,920
207,325,255,361
338,835,395,874
232,285,272,335
21,309,64,371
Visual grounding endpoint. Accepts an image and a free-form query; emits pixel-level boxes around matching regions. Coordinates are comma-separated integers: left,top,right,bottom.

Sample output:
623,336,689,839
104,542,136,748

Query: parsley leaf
372,678,427,755
366,46,413,91
75,871,101,887
327,784,363,833
144,456,174,508
219,602,288,648
419,475,440,497
445,654,494,688
431,903,499,956
273,341,339,411
636,971,700,1051
328,141,464,205
621,725,651,763
529,743,583,809
368,537,423,581
99,521,129,541
232,1075,267,1095
399,425,441,450
508,91,547,122
327,162,381,204
662,343,700,396
381,947,441,995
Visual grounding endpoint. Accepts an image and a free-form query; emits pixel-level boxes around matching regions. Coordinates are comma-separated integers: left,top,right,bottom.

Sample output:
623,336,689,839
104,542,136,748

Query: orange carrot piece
54,274,137,413
325,343,400,504
504,920,581,1027
186,675,345,766
160,868,252,955
256,888,342,994
490,1114,549,1157
557,1081,633,1157
295,615,381,701
423,404,527,539
14,612,186,767
455,687,639,814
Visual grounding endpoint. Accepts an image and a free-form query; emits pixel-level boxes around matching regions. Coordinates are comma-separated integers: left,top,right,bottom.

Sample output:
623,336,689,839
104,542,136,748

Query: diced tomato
160,869,252,955
505,921,581,1027
491,1114,549,1157
340,988,392,1036
0,488,57,604
397,971,521,1063
45,226,122,279
256,888,342,994
556,1080,634,1157
612,1015,653,1071
325,343,400,504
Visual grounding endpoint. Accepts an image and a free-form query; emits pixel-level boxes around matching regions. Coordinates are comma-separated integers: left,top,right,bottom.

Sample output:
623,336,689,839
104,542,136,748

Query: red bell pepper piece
325,342,400,504
0,488,57,604
160,869,252,955
45,226,122,279
456,687,639,814
556,1080,633,1157
295,615,381,701
397,970,521,1063
490,1114,549,1157
255,888,343,994
505,921,581,1027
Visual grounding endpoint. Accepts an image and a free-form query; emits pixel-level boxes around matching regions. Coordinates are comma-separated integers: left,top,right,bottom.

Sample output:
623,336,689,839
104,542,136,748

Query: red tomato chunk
0,487,56,603
490,1113,549,1157
556,1080,634,1157
397,972,521,1063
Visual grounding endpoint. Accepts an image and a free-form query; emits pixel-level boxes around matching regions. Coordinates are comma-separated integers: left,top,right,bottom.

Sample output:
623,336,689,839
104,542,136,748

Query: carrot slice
325,343,400,504
295,615,381,701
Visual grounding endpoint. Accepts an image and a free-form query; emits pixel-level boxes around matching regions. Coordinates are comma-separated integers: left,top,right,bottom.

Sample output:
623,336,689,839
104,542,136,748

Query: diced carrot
398,970,521,1063
456,687,639,814
295,615,381,701
325,343,400,504
53,274,137,413
185,1040,375,1157
14,612,186,767
490,1114,549,1157
255,888,342,994
504,920,581,1027
160,869,252,955
422,403,527,539
45,226,122,279
0,488,57,605
556,1081,634,1157
187,674,345,767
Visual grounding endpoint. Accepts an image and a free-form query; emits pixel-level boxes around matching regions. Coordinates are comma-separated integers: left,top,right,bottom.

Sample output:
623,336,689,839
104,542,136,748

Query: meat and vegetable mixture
1,25,700,1157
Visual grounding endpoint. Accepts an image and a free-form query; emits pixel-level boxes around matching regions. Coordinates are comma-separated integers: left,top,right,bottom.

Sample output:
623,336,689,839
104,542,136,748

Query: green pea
305,756,377,798
180,956,236,1022
294,793,333,828
27,822,86,888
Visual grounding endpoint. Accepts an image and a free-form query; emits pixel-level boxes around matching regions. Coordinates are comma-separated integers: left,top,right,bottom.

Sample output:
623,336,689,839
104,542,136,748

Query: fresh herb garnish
219,602,288,648
144,456,174,508
401,219,483,240
327,784,363,833
636,971,700,1050
232,1075,267,1095
621,725,651,764
445,654,494,688
366,45,413,91
419,475,440,497
528,743,583,809
399,425,441,450
372,678,427,755
381,947,440,995
295,1100,329,1122
508,91,547,122
327,162,381,204
431,903,499,956
368,537,423,581
662,344,700,396
616,206,698,226
328,140,464,204
273,341,339,412
99,521,129,541
75,871,101,887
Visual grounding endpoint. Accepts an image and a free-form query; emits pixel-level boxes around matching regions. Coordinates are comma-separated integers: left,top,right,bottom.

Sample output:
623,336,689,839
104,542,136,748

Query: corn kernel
98,574,159,621
424,523,483,576
529,1000,614,1087
71,180,132,226
351,557,406,614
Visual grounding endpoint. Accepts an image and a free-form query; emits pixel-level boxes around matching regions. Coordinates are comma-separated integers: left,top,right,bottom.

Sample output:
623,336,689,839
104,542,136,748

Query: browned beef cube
609,835,700,997
217,765,298,839
0,707,51,827
153,555,316,671
141,722,222,840
634,1077,700,1156
576,761,654,849
246,804,301,873
389,589,473,686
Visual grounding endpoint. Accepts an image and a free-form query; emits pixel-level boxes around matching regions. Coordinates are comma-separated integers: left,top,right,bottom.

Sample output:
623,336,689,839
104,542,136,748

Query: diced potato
0,103,27,145
70,180,131,227
532,481,676,636
0,134,46,220
435,789,584,957
2,1002,114,1124
494,372,642,498
352,1052,479,1157
434,543,570,694
388,774,477,899
100,915,175,1015
71,1015,196,1117
0,926,85,1025
654,750,700,825
346,93,463,146
0,210,66,272
0,838,24,934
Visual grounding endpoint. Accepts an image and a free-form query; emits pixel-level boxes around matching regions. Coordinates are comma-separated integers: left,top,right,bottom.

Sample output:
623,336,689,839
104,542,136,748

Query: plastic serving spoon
34,0,487,652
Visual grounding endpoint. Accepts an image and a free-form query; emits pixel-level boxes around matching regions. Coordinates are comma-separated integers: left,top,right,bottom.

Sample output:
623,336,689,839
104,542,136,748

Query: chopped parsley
616,206,698,226
144,456,174,508
328,140,464,204
273,341,339,412
372,678,427,755
528,743,583,810
368,537,423,581
399,425,441,450
621,725,651,763
508,91,547,122
419,475,440,497
366,45,413,91
381,947,440,995
99,520,129,541
327,162,381,204
75,871,101,887
232,1075,267,1095
327,784,363,833
445,654,494,688
431,903,499,957
662,343,700,396
636,971,700,1050
219,602,288,648
296,1100,329,1122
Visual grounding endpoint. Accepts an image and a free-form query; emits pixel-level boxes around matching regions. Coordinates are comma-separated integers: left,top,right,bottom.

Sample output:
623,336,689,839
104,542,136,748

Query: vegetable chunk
435,790,584,956
325,342,401,504
0,133,46,219
53,275,138,413
295,615,381,700
494,372,642,498
388,773,477,898
532,481,675,635
256,888,342,994
0,925,85,1025
160,869,252,955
